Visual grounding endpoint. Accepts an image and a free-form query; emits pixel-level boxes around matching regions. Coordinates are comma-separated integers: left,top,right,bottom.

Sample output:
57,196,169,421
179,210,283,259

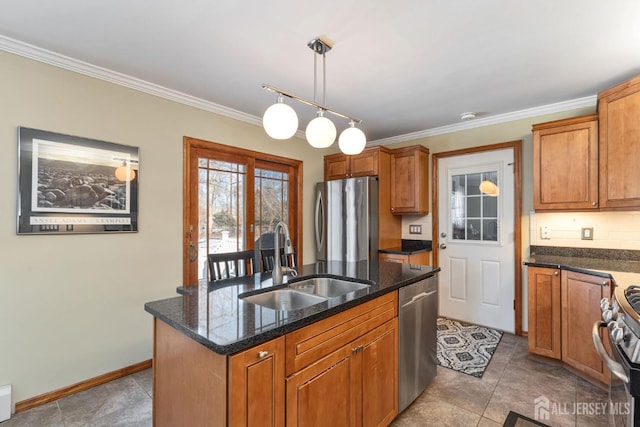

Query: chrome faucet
272,221,296,285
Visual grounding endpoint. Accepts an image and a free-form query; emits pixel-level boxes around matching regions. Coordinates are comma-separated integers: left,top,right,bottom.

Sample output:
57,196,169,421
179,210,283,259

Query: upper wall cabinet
390,145,429,215
324,146,391,181
598,75,640,209
532,114,599,211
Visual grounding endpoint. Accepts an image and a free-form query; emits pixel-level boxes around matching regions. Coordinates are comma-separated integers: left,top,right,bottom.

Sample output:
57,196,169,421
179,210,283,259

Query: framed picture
17,127,139,234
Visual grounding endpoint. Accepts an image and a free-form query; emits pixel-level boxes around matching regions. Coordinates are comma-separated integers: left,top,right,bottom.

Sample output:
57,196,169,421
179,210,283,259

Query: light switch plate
409,224,422,234
581,227,593,240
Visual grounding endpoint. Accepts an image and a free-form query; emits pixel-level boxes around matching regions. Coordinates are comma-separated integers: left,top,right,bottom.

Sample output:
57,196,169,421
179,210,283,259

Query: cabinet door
350,149,379,177
390,146,429,214
325,154,350,180
561,270,611,383
598,76,640,209
229,336,285,427
532,115,599,210
360,319,398,427
527,266,561,359
285,345,358,427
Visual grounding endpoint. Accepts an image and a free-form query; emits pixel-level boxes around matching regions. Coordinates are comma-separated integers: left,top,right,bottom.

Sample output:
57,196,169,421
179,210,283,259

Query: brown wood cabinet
561,270,611,384
323,146,401,251
598,74,640,209
532,115,599,211
285,291,398,427
153,291,399,427
390,145,429,215
286,319,398,427
531,74,640,211
229,337,285,427
527,266,612,384
379,251,430,265
527,266,561,358
324,146,389,180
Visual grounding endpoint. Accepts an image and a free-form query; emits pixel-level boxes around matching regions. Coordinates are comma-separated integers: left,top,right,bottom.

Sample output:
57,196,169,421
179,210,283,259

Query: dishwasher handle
400,289,437,309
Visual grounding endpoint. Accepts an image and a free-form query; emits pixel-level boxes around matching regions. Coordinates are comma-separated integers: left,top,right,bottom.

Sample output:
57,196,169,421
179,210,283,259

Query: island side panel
153,318,228,427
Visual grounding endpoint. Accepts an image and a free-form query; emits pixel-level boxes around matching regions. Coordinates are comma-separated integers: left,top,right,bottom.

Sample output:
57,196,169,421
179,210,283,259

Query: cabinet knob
554,271,559,276
258,351,269,359
592,201,597,207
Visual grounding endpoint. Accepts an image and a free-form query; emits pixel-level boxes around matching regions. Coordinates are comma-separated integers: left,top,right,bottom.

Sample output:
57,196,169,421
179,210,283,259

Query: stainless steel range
595,285,640,426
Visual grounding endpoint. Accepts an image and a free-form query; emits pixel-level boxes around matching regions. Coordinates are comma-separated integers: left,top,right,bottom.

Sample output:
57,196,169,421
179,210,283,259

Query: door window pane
198,159,246,280
451,170,499,242
255,167,289,258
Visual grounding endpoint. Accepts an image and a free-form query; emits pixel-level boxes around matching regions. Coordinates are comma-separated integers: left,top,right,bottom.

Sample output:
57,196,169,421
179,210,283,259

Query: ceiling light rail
262,37,366,155
262,84,362,124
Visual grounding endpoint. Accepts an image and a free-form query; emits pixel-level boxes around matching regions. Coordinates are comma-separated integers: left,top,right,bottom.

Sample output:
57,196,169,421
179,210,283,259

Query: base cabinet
229,337,285,427
561,270,611,383
527,266,612,383
379,251,430,266
285,319,398,427
527,266,561,359
153,292,399,427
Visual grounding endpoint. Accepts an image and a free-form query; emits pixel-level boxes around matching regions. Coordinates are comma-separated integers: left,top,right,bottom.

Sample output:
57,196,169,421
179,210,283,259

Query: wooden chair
208,250,256,281
260,248,296,273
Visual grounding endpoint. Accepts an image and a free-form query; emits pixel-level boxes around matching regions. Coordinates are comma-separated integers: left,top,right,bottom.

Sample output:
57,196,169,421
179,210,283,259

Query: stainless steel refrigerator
314,176,379,262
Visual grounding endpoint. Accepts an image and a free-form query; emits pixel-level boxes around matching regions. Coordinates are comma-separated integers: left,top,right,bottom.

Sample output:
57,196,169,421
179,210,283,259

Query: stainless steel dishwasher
398,274,438,412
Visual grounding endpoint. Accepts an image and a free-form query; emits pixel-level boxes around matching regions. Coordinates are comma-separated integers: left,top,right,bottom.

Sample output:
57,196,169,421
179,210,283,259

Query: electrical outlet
581,227,593,240
409,224,422,234
541,226,551,239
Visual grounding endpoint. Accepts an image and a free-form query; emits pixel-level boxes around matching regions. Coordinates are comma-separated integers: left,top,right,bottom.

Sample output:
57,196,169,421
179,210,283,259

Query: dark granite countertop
379,239,432,255
524,246,640,283
145,260,440,356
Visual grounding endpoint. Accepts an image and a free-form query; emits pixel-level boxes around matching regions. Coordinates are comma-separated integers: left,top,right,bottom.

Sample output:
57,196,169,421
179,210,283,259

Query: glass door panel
197,158,246,281
450,170,499,242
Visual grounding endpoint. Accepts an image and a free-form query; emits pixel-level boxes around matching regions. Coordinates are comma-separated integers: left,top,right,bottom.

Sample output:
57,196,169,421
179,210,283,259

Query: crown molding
0,34,262,126
369,95,597,146
1,33,597,145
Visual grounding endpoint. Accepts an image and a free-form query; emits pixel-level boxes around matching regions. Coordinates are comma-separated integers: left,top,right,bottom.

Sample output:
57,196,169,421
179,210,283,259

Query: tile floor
1,334,609,427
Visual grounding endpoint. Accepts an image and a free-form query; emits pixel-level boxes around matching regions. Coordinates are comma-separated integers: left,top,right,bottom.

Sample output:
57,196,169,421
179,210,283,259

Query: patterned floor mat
437,317,503,378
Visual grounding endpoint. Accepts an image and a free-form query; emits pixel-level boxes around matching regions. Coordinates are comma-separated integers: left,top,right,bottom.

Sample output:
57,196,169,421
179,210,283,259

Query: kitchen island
145,260,439,427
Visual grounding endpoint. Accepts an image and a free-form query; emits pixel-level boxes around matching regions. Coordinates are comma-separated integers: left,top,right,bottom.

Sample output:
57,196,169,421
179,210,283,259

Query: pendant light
262,95,298,140
338,121,367,155
262,37,366,155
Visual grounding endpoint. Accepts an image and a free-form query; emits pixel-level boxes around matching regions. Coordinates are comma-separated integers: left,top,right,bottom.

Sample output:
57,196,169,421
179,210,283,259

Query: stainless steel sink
242,289,327,311
289,277,370,298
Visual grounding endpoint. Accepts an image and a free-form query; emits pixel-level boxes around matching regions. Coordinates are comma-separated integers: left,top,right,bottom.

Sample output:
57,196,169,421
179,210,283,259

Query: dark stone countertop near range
524,245,640,279
379,239,432,255
145,260,439,356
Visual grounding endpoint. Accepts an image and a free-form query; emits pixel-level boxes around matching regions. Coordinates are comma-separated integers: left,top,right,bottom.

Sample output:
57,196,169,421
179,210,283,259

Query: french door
183,137,302,285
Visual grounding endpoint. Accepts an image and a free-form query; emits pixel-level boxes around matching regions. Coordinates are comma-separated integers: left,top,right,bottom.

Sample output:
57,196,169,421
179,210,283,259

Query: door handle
314,190,325,252
439,243,447,250
189,242,197,263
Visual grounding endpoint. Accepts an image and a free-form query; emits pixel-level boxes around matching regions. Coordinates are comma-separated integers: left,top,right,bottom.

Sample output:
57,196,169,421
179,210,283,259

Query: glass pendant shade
263,97,298,140
305,111,336,148
479,180,499,196
338,122,366,155
115,165,136,182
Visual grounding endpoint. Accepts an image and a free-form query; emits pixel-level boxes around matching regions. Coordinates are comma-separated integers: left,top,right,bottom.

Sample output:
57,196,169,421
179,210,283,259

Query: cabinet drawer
285,291,397,376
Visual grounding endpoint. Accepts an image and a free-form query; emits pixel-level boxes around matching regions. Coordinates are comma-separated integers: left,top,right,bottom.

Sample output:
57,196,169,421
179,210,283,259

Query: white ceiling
1,0,640,144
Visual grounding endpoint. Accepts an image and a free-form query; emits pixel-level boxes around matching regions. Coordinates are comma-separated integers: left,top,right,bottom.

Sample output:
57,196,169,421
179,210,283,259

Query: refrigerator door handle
315,188,325,253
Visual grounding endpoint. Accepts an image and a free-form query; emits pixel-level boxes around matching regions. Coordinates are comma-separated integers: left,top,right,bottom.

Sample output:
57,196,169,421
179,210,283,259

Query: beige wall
0,50,331,408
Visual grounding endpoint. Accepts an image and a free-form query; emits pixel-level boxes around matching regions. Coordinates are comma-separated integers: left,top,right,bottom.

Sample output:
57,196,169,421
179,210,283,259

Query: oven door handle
592,321,629,383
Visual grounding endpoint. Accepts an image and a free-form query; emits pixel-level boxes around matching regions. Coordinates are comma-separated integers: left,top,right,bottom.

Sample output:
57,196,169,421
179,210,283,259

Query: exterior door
437,148,515,332
183,137,302,286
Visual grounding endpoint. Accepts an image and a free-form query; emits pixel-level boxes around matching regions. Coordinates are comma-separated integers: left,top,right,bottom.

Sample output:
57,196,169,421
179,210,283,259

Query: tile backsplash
529,211,640,250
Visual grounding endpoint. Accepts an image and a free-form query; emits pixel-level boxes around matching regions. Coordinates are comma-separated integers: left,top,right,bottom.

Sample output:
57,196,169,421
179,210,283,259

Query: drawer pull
258,351,269,359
